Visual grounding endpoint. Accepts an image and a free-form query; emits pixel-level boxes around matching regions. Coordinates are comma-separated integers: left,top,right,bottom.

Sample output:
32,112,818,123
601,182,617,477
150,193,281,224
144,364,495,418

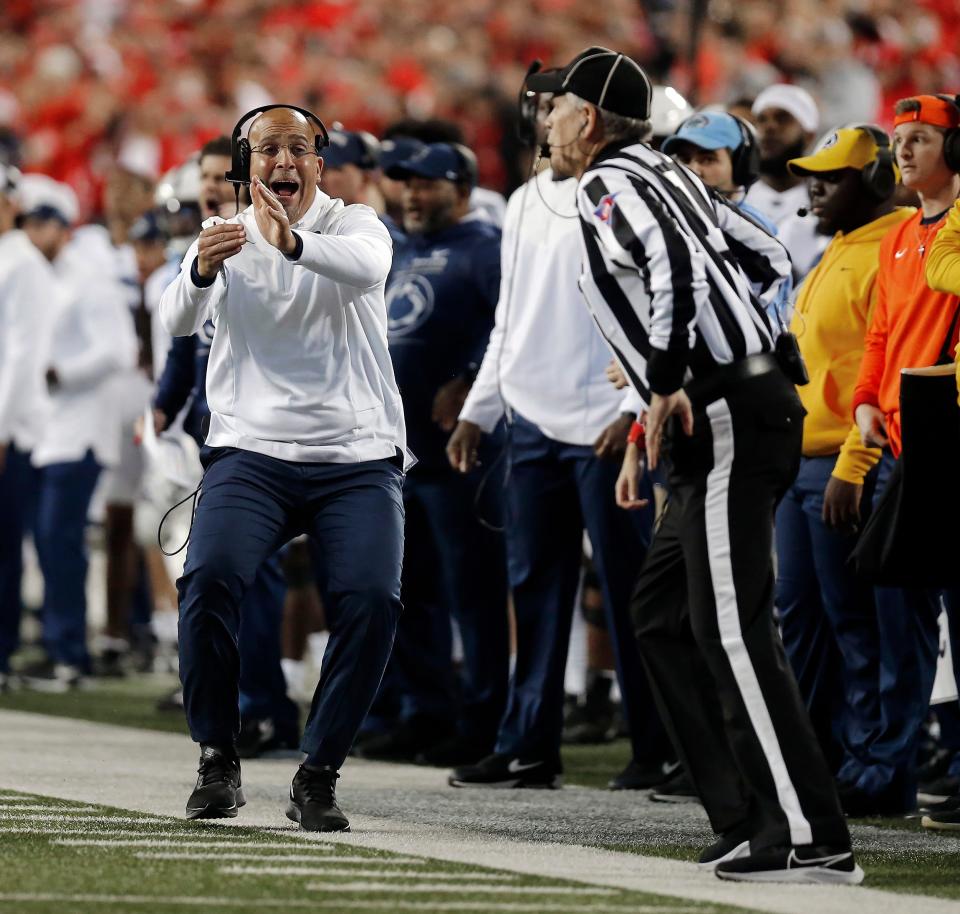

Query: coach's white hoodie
160,191,408,466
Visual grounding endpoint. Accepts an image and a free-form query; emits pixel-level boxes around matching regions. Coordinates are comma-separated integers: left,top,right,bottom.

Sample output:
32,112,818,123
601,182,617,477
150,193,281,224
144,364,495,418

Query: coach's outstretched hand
197,221,245,279
645,389,694,470
252,175,297,255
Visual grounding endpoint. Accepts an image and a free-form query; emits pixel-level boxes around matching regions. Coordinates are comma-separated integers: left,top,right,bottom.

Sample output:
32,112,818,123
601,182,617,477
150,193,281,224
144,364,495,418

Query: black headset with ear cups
729,115,761,188
847,123,897,201
934,94,960,173
225,104,331,189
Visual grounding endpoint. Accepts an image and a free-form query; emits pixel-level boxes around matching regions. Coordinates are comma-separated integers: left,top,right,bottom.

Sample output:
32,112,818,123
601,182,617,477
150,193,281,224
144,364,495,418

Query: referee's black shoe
186,745,245,820
286,764,350,832
714,844,864,884
448,753,562,789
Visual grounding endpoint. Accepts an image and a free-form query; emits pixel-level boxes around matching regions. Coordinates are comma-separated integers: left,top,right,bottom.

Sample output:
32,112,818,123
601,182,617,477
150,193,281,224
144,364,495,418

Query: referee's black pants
632,365,850,852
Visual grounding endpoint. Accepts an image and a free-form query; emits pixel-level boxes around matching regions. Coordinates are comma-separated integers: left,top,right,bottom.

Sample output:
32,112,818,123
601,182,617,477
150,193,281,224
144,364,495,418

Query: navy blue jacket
153,320,214,446
387,217,501,469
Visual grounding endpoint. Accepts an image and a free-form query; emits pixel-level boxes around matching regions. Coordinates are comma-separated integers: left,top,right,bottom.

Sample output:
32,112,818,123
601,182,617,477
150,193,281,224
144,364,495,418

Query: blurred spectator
321,128,382,207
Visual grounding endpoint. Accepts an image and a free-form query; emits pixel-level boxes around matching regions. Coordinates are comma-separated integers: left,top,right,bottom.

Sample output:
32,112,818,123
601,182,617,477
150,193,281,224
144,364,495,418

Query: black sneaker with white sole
649,768,700,804
185,745,245,820
448,753,562,789
20,659,86,693
286,764,350,832
921,793,960,830
697,822,753,870
714,844,864,884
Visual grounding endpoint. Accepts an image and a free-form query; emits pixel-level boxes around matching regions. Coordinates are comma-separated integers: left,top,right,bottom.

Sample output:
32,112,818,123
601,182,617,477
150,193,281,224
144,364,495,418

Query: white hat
17,173,79,224
751,84,819,134
117,134,160,182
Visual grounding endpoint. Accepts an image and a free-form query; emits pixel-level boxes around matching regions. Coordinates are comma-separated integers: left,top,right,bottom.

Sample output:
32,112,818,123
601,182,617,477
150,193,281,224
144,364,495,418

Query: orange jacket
852,208,960,456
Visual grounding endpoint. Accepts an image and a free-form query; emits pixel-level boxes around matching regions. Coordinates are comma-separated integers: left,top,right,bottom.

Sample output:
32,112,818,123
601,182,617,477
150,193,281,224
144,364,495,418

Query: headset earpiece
730,115,760,188
939,95,960,173
849,124,897,201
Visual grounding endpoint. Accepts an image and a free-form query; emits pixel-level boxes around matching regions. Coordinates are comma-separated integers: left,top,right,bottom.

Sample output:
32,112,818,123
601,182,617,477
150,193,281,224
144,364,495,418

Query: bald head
248,107,324,222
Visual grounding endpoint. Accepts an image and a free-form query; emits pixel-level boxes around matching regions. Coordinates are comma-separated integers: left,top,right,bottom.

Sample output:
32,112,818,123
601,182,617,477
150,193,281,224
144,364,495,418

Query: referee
529,48,861,884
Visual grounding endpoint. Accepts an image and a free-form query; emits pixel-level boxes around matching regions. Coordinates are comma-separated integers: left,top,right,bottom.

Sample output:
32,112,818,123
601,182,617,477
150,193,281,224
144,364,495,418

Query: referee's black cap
526,47,652,120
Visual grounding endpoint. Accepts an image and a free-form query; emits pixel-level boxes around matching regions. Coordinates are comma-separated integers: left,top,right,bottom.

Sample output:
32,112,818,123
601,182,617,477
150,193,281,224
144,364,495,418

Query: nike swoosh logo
895,249,908,259
507,759,543,774
787,849,852,868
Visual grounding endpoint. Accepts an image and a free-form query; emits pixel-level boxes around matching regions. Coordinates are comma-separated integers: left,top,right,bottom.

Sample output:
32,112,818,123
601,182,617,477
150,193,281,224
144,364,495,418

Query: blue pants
178,447,404,768
34,451,102,669
238,553,299,733
495,414,669,764
0,444,37,672
390,463,508,744
857,450,960,800
775,455,881,779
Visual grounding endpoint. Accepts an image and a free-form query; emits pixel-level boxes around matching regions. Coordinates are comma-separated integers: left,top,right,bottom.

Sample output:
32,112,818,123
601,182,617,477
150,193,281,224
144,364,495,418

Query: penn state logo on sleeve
594,192,619,224
386,273,435,336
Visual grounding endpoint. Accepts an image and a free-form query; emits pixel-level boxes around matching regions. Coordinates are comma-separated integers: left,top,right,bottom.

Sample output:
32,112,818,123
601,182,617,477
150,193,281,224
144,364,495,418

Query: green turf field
0,790,755,914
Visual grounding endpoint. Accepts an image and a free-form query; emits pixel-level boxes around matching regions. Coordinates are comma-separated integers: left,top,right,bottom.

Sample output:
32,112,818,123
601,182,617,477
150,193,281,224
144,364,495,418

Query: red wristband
627,420,645,448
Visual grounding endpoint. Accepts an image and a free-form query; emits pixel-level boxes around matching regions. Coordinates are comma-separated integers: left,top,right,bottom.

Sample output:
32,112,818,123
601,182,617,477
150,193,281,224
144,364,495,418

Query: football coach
529,48,861,883
159,105,407,832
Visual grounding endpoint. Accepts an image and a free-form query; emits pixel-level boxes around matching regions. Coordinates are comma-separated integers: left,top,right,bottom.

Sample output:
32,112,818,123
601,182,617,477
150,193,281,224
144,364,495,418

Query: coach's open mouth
270,179,300,200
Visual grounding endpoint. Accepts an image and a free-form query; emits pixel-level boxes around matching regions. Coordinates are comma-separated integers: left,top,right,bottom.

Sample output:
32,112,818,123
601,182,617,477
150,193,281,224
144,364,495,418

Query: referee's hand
645,390,694,470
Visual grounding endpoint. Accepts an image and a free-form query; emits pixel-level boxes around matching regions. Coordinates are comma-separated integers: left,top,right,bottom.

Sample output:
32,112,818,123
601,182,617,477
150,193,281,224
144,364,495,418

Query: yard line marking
300,883,619,895
222,867,513,881
0,895,654,911
138,853,424,863
0,805,100,812
54,839,342,849
0,814,162,823
1,829,336,842
0,797,42,803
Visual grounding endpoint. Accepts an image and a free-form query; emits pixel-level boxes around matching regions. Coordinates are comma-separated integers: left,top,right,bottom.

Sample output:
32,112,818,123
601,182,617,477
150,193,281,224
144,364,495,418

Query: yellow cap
788,127,888,176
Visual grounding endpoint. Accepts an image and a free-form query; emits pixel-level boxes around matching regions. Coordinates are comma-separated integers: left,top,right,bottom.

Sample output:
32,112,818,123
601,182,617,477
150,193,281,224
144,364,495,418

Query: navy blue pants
495,414,669,764
0,444,37,672
857,450,960,801
238,553,299,733
34,451,102,669
775,455,881,779
389,463,508,745
178,447,404,768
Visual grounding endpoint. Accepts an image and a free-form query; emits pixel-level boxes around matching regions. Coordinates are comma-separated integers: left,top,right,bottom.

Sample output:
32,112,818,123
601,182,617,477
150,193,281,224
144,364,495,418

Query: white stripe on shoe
704,397,813,847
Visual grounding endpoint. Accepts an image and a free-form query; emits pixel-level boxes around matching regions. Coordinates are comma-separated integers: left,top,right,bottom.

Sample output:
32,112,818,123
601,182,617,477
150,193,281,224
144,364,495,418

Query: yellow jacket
791,208,914,483
925,198,960,399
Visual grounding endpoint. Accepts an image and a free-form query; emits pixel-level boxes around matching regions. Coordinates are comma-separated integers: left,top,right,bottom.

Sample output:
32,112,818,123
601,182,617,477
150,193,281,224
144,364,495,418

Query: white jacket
159,191,407,465
32,250,139,468
459,169,626,445
0,230,56,451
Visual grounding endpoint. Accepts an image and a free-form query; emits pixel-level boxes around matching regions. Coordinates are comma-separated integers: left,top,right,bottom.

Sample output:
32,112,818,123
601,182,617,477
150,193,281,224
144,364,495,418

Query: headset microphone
796,207,809,217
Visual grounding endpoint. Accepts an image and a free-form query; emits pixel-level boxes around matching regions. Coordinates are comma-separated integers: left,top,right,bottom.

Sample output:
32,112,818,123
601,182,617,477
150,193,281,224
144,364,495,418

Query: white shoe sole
716,863,865,885
921,815,960,831
448,776,563,790
698,839,750,871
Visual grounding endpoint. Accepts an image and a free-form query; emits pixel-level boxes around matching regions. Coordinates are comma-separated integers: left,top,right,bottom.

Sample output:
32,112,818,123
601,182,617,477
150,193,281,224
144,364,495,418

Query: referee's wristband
627,420,645,449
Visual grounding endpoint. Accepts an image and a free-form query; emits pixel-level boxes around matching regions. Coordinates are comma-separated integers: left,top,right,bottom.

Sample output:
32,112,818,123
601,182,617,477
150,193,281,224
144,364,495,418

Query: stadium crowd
2,0,960,883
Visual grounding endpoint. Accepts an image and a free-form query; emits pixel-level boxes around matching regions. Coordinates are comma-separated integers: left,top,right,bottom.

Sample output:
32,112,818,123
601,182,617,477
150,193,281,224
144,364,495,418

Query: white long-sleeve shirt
0,230,56,452
159,191,407,465
459,169,625,445
32,251,138,468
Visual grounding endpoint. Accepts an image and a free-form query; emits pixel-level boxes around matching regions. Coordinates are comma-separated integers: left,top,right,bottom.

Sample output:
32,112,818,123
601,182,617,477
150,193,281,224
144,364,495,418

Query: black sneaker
92,648,127,678
286,764,350,832
235,717,300,759
649,768,699,803
20,659,86,693
918,774,960,806
697,822,753,871
609,758,679,791
715,844,864,884
448,752,562,789
921,794,960,831
185,746,245,820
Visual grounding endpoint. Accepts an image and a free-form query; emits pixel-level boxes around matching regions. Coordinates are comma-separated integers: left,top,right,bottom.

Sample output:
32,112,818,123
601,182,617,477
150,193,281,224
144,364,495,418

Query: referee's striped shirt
575,141,792,405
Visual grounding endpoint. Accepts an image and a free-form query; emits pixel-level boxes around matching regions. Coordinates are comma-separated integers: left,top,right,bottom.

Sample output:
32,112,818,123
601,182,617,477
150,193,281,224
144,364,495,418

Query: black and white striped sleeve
577,166,709,394
715,196,792,313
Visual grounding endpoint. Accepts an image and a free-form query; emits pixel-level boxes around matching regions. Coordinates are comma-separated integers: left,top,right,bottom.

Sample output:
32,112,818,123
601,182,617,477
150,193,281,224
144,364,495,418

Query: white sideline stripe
138,853,425,864
1,829,336,842
0,805,100,812
222,867,512,880
0,814,162,823
0,797,41,803
0,896,656,912
302,883,619,895
704,397,813,846
55,839,342,849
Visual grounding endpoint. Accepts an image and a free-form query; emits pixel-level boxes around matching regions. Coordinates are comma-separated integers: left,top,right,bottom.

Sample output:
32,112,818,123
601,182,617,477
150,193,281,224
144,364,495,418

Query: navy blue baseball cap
324,130,380,169
661,111,745,156
129,210,167,242
378,137,425,173
384,142,476,186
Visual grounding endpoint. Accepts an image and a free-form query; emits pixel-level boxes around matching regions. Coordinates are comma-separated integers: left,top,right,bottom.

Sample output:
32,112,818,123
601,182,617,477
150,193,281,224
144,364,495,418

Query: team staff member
534,47,860,883
160,106,406,831
358,143,508,766
0,165,56,691
778,127,911,786
447,91,671,791
852,94,960,817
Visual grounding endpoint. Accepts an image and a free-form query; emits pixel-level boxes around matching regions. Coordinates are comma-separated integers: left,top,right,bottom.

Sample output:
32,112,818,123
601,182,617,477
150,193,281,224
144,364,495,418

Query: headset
225,103,331,192
517,60,544,146
935,94,960,173
729,115,761,189
847,123,897,200
451,143,479,188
